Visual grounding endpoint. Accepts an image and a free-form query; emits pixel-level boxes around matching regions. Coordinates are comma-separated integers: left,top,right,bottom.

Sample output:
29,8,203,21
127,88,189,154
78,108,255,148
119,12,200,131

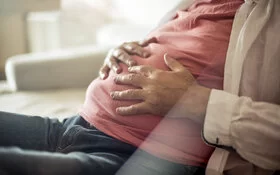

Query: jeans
0,111,205,175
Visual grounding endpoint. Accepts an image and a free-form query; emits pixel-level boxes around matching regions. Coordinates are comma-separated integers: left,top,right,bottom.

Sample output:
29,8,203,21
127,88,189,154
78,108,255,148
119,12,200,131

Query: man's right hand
99,37,157,79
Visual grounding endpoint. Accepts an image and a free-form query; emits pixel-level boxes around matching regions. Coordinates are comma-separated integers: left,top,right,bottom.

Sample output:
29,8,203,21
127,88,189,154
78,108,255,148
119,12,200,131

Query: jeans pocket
57,125,82,152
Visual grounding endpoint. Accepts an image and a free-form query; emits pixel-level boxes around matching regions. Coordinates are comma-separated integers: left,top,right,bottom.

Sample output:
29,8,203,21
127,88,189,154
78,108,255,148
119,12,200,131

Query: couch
0,0,184,119
0,46,110,120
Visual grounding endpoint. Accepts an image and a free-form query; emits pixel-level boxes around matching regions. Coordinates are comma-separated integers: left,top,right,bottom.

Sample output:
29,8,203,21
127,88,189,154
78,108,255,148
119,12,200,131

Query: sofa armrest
5,46,110,91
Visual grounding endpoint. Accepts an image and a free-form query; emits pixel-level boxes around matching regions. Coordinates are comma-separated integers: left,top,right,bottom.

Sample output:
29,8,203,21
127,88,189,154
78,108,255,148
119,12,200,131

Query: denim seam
57,126,83,152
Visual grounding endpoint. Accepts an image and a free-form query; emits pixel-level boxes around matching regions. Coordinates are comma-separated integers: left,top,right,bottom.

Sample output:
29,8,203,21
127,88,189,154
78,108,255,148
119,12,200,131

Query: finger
110,89,145,101
128,66,154,77
123,43,150,58
107,56,122,74
138,37,157,46
114,74,147,87
164,54,186,72
99,65,110,79
112,48,137,66
116,102,150,116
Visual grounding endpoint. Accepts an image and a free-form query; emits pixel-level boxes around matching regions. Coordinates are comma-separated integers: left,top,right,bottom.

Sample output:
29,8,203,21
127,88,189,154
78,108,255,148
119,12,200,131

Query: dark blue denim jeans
0,111,205,175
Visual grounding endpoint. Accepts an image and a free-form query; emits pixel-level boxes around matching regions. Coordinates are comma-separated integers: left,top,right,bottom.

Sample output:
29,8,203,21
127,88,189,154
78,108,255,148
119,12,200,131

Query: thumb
164,54,185,72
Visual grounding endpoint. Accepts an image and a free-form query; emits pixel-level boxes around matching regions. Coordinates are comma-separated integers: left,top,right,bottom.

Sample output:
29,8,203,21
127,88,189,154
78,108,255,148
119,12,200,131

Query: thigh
57,116,137,155
0,147,130,175
0,111,63,151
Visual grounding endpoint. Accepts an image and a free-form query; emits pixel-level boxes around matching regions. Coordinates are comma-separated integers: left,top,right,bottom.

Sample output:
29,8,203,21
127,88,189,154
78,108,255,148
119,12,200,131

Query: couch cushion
0,84,85,121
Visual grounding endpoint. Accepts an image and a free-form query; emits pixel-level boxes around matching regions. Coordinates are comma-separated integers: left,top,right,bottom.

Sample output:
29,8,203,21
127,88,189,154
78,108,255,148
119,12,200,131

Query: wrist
185,84,211,124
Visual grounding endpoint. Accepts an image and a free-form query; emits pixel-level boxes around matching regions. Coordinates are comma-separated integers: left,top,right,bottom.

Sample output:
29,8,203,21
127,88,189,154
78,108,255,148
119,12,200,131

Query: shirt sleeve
203,89,280,170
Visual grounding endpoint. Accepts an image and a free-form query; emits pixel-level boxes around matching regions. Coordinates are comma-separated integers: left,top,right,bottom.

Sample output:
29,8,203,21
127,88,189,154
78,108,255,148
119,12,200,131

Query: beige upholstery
1,46,110,120
5,46,109,91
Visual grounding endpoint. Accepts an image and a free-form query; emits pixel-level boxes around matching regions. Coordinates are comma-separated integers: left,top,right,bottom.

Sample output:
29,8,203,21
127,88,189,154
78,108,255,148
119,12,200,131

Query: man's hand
99,37,157,79
111,54,211,123
110,54,197,116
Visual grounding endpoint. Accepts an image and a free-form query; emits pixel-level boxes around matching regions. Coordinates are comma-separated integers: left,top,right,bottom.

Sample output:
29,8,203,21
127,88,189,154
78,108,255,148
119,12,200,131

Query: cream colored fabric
3,46,109,120
204,0,280,174
5,46,109,91
0,88,85,120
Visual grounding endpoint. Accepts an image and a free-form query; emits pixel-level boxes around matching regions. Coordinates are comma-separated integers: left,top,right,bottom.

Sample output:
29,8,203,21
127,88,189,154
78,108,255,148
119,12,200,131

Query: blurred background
0,0,182,80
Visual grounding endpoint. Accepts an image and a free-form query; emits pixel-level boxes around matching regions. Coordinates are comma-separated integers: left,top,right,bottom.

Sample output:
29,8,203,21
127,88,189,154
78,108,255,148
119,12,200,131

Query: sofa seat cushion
0,86,86,121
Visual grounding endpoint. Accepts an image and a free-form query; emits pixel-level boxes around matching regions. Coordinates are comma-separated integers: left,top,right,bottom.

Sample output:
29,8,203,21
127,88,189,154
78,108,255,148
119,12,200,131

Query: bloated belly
81,43,215,163
85,45,170,130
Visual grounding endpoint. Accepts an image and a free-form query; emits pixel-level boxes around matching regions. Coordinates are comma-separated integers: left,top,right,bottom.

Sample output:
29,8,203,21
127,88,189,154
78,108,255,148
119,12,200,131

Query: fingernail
116,108,122,114
114,67,121,74
164,53,171,61
116,69,122,74
114,76,119,82
110,92,115,98
100,74,105,79
113,66,118,72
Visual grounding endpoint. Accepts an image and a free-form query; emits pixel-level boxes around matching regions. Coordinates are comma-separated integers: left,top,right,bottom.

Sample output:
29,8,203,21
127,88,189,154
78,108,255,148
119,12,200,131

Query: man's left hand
111,54,199,117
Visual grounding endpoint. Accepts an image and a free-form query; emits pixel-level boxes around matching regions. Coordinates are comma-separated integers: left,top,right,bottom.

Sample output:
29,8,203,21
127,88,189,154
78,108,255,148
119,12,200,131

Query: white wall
60,0,114,49
58,0,182,48
113,0,182,26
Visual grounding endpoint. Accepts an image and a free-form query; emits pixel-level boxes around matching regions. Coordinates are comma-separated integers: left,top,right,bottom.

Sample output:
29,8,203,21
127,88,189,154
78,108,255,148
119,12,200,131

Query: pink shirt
80,0,243,167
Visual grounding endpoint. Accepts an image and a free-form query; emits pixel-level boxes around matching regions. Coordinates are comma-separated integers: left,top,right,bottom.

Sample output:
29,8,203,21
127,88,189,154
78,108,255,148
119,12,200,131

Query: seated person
0,0,253,175
81,0,242,169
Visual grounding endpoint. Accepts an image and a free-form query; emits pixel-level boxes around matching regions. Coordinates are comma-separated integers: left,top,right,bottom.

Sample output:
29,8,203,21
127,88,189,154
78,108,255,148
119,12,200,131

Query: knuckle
151,71,161,79
99,65,105,71
127,74,136,81
138,40,145,45
108,58,117,67
113,49,124,57
100,65,107,72
151,95,160,104
99,69,105,75
128,46,137,52
123,42,132,49
118,52,127,61
123,90,132,96
115,92,122,98
109,56,116,62
111,93,117,99
129,105,138,113
146,90,153,96
120,42,130,47
147,90,160,104
139,66,147,73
